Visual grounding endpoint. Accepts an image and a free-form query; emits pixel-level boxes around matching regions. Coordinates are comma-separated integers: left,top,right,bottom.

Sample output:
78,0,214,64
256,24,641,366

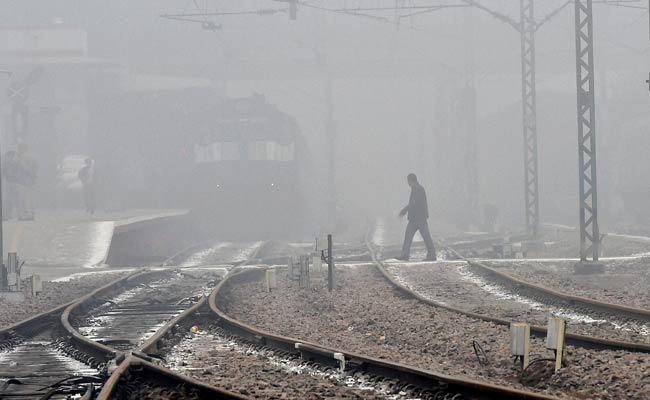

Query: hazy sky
2,1,649,229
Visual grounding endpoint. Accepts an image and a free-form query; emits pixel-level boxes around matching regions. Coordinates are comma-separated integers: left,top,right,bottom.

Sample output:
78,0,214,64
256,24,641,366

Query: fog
1,1,649,237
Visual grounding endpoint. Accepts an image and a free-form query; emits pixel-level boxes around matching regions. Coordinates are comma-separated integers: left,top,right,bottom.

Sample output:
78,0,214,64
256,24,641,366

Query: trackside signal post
321,234,335,291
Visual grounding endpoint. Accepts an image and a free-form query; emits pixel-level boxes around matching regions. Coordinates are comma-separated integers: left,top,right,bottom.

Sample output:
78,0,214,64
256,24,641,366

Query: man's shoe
395,256,409,262
424,256,437,262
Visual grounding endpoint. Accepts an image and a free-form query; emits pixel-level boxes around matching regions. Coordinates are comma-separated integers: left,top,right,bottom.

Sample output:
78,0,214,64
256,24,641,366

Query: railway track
79,240,270,399
1,233,601,399
164,240,265,268
0,273,140,399
367,231,650,353
69,269,222,354
0,240,268,399
130,261,560,400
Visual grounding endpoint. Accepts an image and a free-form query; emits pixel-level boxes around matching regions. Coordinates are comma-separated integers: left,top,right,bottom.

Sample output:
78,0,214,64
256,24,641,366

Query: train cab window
248,141,295,161
194,141,240,162
248,141,272,161
221,142,240,160
276,142,295,161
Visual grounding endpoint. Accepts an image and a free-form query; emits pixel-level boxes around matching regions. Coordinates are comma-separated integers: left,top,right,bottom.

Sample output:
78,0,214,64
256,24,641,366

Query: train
90,88,311,238
184,94,308,237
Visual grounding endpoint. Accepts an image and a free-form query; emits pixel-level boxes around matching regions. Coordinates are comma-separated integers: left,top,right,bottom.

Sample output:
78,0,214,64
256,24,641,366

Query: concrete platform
3,209,187,280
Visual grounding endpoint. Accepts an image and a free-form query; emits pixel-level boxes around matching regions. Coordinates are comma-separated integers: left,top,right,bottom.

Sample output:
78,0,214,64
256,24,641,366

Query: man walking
397,173,436,261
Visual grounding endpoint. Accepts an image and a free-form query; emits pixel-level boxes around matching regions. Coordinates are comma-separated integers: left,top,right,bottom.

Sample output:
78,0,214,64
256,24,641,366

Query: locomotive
90,89,309,238
185,94,307,237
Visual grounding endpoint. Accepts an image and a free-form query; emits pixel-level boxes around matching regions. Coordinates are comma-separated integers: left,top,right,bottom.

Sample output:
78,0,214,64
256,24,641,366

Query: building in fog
0,26,217,211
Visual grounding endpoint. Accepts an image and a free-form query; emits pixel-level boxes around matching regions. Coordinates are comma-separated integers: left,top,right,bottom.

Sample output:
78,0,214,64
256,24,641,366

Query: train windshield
193,140,295,163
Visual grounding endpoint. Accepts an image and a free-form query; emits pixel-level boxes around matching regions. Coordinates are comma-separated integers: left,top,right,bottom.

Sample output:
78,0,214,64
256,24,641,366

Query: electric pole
463,9,479,230
520,0,540,238
574,0,601,264
460,0,542,237
0,70,11,269
325,75,337,231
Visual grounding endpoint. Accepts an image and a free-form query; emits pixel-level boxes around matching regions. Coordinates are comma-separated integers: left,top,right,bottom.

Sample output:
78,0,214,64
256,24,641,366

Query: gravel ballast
0,272,129,329
73,269,224,351
483,258,650,311
219,264,650,399
529,230,650,259
385,261,650,344
162,323,411,399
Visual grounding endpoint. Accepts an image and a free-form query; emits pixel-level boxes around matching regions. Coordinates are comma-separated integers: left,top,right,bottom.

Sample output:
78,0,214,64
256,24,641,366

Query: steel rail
0,242,267,398
206,266,560,400
468,259,650,319
59,267,247,399
444,244,650,345
138,296,207,355
160,237,218,266
0,270,148,399
140,240,269,354
95,354,249,400
0,271,142,341
366,235,650,353
60,269,172,363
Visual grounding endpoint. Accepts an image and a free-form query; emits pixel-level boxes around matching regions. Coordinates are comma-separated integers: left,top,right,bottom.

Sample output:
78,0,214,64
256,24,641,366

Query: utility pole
462,9,479,230
460,0,541,237
325,76,337,230
0,70,10,270
520,0,540,238
574,0,601,265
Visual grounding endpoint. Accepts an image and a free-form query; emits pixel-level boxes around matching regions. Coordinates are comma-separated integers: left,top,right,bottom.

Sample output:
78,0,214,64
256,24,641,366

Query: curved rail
467,259,650,319
0,270,151,399
94,243,270,398
137,244,269,357
96,354,249,400
59,267,248,399
207,266,559,400
60,269,171,363
366,237,650,353
138,296,206,355
160,237,217,266
0,242,268,398
0,271,145,342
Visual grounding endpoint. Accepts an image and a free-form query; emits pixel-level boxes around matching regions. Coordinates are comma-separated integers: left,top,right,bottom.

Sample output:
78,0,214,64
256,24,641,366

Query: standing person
397,173,436,261
78,158,95,215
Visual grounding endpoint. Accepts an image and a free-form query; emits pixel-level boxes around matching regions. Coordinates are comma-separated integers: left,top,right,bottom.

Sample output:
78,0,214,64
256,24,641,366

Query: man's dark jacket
407,183,429,222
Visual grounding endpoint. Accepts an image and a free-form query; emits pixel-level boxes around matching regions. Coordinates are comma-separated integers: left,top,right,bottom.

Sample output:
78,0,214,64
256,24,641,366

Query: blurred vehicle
90,91,310,238
186,94,305,237
57,155,87,191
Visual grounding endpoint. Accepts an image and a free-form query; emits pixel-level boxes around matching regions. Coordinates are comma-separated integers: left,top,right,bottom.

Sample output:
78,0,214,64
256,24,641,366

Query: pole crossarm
535,1,572,31
520,0,540,237
460,0,520,30
574,0,600,262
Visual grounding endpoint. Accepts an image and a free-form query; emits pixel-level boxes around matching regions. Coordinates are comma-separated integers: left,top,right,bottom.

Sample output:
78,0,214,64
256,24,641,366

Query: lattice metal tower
520,0,540,238
574,0,600,262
